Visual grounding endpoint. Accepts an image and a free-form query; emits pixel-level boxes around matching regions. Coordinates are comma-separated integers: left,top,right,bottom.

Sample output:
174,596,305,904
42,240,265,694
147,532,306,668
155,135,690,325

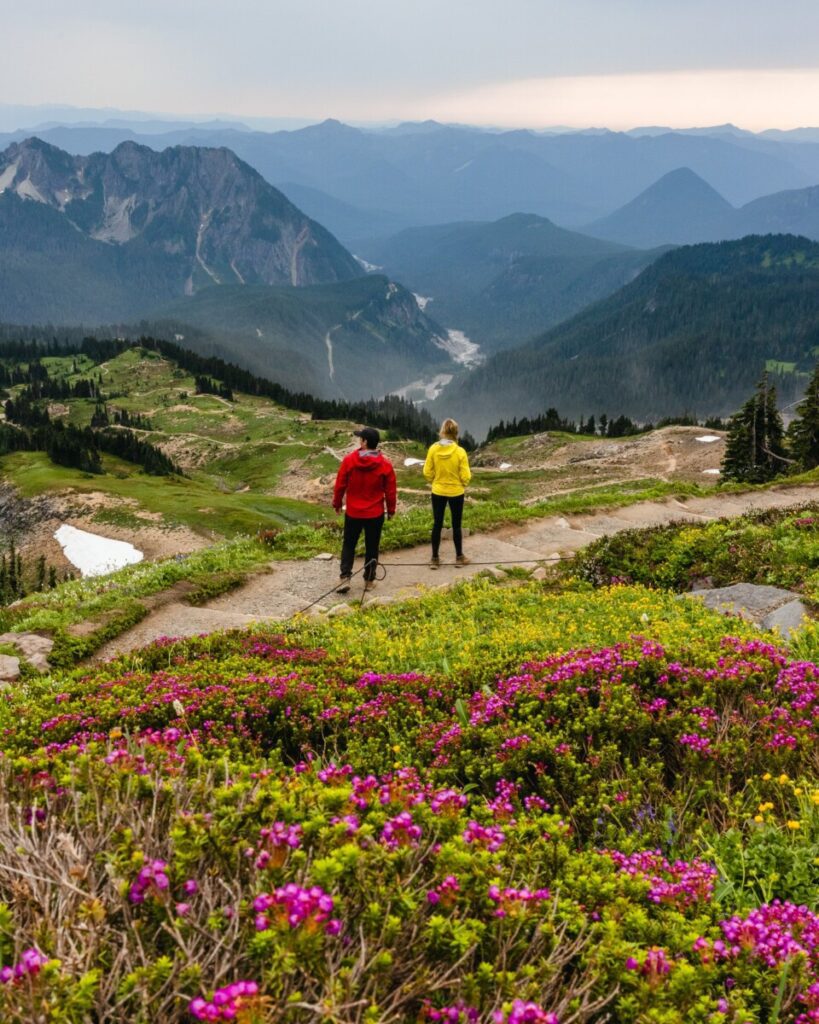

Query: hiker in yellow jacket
423,418,472,569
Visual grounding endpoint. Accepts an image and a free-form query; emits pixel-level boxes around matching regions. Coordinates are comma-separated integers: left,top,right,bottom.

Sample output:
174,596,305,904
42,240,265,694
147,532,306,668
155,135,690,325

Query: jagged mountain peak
0,137,363,288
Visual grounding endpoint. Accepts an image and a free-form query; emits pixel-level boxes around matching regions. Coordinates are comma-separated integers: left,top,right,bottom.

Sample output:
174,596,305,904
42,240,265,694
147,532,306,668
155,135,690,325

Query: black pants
340,515,384,580
431,493,464,558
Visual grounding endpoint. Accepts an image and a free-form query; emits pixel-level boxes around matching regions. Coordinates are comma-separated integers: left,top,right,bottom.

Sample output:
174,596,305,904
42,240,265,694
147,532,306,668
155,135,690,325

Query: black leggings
340,515,384,581
431,493,464,558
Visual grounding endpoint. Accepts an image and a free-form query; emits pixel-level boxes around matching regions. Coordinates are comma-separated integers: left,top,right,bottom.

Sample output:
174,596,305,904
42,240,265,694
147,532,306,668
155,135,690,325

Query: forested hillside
440,235,819,435
362,213,660,352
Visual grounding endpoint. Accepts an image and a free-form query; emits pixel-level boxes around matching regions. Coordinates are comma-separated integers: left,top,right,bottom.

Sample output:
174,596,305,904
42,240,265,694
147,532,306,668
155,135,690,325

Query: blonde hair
440,418,459,440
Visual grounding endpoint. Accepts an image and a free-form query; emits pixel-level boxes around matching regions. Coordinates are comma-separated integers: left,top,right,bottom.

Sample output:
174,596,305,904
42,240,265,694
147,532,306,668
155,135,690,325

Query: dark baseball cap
354,426,380,448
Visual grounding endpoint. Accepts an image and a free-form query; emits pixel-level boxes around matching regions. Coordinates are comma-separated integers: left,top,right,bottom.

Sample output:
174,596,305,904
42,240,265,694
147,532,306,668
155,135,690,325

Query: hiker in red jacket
333,427,397,593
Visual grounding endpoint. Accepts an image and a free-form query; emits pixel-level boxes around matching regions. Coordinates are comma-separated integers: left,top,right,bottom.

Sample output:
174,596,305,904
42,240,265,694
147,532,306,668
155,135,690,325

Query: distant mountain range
0,136,362,323
586,167,819,248
4,119,819,241
362,213,661,352
438,235,819,435
0,138,457,400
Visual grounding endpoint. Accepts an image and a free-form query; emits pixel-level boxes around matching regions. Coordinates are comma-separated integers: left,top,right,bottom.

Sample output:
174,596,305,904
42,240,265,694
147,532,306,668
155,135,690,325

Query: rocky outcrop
684,583,810,639
0,137,363,292
0,633,54,673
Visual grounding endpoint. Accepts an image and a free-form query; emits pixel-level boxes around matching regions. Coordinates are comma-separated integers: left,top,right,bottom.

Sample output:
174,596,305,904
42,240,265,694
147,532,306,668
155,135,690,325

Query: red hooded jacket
333,449,397,518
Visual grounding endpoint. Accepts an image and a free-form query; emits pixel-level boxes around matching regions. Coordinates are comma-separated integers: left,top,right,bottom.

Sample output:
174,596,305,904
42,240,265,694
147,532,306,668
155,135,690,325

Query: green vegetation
573,502,819,604
0,537,273,667
444,235,819,434
4,573,819,1020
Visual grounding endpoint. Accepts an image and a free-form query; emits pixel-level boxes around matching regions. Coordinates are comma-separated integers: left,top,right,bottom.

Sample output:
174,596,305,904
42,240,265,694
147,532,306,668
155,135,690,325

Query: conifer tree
722,375,788,483
788,362,819,470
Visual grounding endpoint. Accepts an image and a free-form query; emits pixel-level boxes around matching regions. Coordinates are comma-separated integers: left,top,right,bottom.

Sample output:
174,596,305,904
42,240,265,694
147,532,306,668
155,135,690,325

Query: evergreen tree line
722,365,819,482
0,336,444,445
485,408,727,443
0,540,64,606
2,404,179,476
194,376,234,401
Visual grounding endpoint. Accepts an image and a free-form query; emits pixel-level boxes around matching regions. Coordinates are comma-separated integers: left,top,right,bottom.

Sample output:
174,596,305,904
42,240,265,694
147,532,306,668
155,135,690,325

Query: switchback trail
93,483,819,660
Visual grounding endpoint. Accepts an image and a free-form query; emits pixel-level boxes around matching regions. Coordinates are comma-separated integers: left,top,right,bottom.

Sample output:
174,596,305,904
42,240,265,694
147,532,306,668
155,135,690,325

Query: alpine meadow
8,3,819,1022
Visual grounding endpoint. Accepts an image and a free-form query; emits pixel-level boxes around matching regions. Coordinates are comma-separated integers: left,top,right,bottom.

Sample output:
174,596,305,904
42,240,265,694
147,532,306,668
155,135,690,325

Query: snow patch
403,457,425,467
392,374,453,402
414,294,433,311
0,163,18,191
696,435,722,443
499,462,512,470
54,524,143,577
385,282,399,299
16,177,46,203
435,329,483,368
354,254,381,272
702,468,722,475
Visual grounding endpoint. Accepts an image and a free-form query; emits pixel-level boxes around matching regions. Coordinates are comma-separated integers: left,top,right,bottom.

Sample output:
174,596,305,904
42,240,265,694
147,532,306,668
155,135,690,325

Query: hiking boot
364,579,375,591
336,576,352,594
429,556,441,570
455,554,471,567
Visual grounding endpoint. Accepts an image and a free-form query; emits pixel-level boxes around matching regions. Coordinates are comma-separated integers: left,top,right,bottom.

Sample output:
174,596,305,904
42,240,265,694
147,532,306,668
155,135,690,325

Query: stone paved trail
92,484,819,661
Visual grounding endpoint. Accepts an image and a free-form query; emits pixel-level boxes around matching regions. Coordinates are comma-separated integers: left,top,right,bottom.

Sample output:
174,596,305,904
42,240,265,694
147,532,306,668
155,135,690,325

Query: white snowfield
436,329,483,367
54,524,144,577
702,468,722,475
499,462,512,470
403,457,425,467
696,435,722,443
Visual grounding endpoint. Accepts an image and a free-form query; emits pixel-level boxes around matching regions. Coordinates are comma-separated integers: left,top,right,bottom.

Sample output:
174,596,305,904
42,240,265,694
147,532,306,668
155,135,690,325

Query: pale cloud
5,2,819,128
418,69,819,132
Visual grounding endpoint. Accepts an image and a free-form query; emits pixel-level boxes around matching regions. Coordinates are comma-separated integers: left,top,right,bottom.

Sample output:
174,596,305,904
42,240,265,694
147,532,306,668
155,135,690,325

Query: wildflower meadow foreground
5,578,819,1022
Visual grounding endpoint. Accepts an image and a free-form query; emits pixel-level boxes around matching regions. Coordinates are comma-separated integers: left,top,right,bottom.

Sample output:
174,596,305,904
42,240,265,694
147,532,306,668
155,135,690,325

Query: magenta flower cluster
246,821,302,869
493,1000,559,1023
462,820,505,851
189,979,259,1020
129,858,170,904
424,1002,480,1022
488,884,550,917
427,875,460,906
381,810,423,850
253,883,341,935
604,849,716,908
0,948,48,984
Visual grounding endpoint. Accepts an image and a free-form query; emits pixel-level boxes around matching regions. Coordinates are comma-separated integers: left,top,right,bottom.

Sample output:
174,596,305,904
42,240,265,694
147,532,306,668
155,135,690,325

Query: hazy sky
6,0,819,129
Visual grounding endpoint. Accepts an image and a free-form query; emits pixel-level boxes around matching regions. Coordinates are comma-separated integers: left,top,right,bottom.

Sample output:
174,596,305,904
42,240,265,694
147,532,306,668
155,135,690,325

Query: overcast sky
6,0,819,130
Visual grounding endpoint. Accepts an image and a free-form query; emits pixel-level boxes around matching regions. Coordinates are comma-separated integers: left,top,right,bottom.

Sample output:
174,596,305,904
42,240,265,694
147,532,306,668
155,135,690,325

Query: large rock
0,655,20,683
0,632,54,673
684,583,811,639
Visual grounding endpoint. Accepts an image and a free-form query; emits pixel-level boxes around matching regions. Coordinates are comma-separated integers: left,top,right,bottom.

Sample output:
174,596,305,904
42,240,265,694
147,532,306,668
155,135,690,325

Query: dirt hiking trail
93,484,819,661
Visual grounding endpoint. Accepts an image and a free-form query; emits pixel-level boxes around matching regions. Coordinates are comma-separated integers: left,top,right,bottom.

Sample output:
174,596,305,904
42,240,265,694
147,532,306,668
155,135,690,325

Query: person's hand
334,507,341,515
387,513,394,520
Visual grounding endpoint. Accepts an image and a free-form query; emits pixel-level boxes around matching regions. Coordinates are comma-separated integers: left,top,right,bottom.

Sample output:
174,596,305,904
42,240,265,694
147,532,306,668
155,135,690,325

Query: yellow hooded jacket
423,440,472,496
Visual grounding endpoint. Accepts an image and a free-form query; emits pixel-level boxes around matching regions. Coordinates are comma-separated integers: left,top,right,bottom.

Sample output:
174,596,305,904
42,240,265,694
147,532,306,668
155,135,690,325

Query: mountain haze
585,168,735,247
150,275,453,399
440,235,819,435
364,213,661,351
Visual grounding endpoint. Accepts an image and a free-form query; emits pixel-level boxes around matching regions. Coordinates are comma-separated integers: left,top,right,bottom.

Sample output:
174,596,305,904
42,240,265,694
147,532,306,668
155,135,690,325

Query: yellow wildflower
763,773,772,781
787,820,801,830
